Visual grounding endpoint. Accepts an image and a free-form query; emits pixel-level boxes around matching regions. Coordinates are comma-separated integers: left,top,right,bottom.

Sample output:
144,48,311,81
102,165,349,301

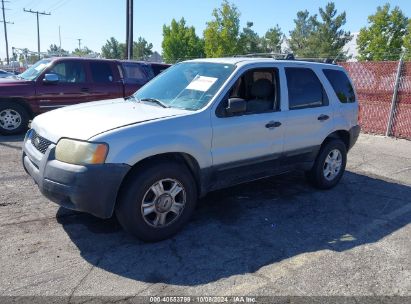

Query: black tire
115,161,198,242
305,139,347,189
0,102,30,135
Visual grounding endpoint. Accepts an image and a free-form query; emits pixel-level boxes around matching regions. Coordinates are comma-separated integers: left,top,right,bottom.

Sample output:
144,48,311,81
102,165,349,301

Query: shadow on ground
56,171,411,286
0,134,25,150
0,134,25,143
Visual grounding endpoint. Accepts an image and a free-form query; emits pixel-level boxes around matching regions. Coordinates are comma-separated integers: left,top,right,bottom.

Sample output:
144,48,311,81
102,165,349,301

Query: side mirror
226,98,246,115
43,73,59,84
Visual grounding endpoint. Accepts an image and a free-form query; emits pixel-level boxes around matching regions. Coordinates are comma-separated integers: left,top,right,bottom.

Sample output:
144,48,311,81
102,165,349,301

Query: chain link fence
339,60,411,140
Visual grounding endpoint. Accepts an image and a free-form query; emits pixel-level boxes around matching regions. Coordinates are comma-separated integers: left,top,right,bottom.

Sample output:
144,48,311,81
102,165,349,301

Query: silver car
22,57,360,241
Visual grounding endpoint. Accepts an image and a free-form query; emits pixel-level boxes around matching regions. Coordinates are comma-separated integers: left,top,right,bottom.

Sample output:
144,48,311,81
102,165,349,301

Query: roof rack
234,52,337,64
234,53,295,60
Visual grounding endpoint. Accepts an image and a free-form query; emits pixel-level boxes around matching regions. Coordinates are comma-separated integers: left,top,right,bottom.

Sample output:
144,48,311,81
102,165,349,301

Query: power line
23,8,51,60
1,0,13,64
51,0,69,12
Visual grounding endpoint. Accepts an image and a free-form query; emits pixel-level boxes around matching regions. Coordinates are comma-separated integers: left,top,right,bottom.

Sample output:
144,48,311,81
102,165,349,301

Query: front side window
48,62,86,83
217,68,280,116
133,62,235,110
286,67,328,110
323,69,356,103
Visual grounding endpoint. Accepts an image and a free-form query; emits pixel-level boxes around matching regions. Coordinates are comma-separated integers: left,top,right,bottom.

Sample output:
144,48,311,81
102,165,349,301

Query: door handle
265,121,282,129
318,114,330,121
81,87,90,92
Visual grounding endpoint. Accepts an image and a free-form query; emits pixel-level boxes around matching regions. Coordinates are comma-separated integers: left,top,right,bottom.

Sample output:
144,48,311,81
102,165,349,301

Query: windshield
133,62,235,110
19,59,52,81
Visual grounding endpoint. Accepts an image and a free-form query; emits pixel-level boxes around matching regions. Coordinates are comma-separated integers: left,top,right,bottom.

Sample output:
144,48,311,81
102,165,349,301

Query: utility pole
1,0,13,65
125,0,133,59
77,38,82,50
23,8,51,60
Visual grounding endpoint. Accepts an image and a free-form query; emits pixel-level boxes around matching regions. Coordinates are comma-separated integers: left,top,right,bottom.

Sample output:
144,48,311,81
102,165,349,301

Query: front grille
31,130,53,154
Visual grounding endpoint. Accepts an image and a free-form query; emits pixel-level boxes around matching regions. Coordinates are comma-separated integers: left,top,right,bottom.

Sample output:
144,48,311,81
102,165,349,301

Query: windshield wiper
140,98,170,108
125,95,137,101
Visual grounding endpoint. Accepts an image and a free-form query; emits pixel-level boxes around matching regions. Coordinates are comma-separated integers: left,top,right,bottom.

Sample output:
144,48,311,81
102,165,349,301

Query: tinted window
323,69,355,103
122,63,149,84
286,68,328,110
49,61,86,83
150,64,169,76
90,62,113,83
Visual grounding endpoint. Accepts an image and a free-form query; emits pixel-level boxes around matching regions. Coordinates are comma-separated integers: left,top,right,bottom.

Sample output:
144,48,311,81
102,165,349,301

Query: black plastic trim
23,146,130,219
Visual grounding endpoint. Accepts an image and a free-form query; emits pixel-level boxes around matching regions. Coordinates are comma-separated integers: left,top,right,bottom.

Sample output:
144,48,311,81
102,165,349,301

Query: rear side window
90,62,113,83
323,69,356,103
122,63,149,84
285,68,328,110
150,64,169,76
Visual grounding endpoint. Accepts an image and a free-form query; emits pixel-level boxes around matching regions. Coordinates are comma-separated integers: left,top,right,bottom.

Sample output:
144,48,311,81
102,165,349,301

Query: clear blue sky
1,0,411,59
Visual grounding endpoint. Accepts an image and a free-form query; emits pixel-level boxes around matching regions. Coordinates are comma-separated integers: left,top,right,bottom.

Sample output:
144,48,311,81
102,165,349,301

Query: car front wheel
115,161,197,242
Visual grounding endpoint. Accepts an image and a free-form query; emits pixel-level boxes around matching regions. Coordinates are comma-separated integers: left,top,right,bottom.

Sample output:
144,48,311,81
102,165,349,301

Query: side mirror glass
226,98,246,115
43,73,59,84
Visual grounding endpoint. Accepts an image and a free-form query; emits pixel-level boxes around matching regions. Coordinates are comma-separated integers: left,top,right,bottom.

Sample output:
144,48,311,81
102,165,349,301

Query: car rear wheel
305,139,347,189
115,161,197,242
0,102,29,135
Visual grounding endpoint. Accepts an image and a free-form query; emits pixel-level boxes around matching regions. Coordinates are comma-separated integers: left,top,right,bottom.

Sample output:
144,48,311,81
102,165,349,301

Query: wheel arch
0,98,34,119
117,152,202,202
322,130,350,151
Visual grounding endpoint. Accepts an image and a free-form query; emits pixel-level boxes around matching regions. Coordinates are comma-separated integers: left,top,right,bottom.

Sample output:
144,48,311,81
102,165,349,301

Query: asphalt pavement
0,134,410,298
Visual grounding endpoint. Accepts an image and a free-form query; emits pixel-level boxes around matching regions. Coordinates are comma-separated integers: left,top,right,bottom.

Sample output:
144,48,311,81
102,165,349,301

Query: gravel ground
0,133,410,299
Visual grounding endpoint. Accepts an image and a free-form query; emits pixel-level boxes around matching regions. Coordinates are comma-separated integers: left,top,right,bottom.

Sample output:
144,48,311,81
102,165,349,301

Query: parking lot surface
0,134,410,297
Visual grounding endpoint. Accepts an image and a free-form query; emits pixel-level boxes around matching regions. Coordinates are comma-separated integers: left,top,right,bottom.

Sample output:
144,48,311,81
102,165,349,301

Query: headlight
55,138,108,165
24,129,33,142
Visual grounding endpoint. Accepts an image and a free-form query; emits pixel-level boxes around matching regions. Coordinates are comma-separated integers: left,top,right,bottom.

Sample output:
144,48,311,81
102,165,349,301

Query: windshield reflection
19,59,52,81
133,62,235,111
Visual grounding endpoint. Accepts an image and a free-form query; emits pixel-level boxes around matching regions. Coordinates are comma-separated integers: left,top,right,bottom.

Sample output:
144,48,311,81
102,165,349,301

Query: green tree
133,37,154,60
357,4,408,61
404,20,411,60
72,46,93,57
289,3,351,59
261,25,283,53
311,2,352,59
204,0,241,57
47,44,68,56
238,22,262,54
289,10,318,57
162,18,204,63
101,37,125,59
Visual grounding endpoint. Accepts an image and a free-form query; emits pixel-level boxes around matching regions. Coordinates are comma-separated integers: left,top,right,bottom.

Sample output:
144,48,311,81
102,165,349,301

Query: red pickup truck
0,57,170,134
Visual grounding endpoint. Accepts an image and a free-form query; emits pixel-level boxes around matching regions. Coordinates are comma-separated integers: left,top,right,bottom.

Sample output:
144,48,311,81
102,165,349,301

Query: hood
0,77,31,85
32,98,190,143
0,77,33,96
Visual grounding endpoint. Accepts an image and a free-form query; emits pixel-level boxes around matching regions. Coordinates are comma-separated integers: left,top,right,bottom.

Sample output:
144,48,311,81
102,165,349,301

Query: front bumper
22,136,130,219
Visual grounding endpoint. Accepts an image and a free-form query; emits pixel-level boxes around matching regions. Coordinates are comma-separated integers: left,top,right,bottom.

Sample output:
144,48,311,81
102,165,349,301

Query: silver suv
22,57,360,241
